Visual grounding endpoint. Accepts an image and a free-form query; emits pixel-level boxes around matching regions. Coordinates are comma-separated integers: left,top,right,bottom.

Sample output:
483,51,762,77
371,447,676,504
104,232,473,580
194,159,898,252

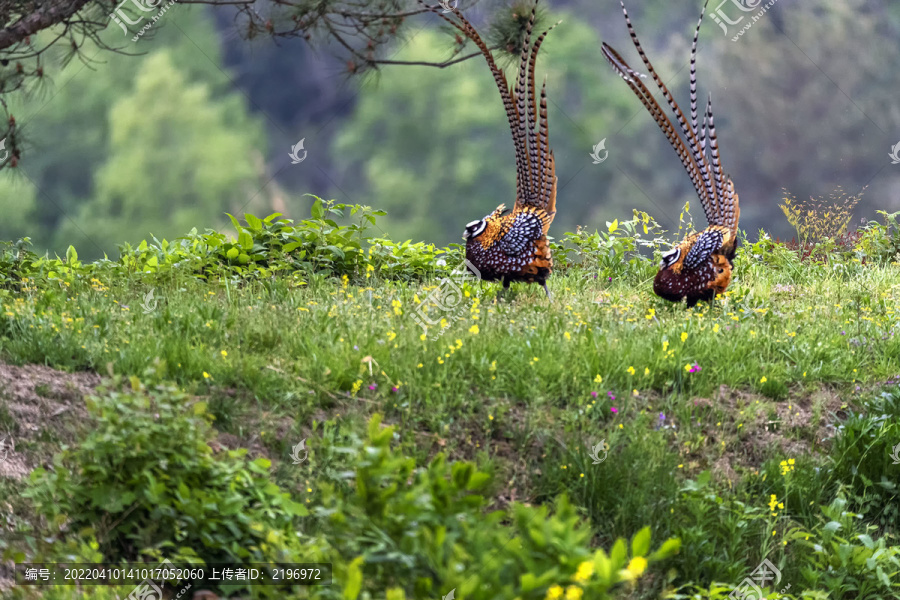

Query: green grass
2,210,900,598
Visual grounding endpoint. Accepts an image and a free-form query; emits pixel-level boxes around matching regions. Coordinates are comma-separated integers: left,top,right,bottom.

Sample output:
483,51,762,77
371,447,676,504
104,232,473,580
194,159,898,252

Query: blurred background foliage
1,0,899,259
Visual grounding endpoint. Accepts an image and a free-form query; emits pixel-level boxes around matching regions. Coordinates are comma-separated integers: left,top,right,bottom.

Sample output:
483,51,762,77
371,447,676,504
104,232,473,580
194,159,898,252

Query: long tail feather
538,80,557,216
515,7,537,200
705,94,727,224
418,0,529,197
527,20,560,209
615,0,719,225
601,43,709,209
419,0,558,213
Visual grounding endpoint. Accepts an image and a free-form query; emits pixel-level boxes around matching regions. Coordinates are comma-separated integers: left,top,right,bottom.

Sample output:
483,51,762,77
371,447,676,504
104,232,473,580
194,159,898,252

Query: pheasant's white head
463,219,487,240
660,247,681,269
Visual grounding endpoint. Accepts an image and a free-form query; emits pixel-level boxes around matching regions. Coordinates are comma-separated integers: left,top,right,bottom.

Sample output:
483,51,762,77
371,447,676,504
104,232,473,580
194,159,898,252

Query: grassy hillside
1,201,900,599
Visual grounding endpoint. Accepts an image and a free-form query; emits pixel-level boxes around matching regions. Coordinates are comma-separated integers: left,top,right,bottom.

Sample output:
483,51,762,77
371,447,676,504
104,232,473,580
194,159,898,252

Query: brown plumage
419,0,559,299
602,0,740,307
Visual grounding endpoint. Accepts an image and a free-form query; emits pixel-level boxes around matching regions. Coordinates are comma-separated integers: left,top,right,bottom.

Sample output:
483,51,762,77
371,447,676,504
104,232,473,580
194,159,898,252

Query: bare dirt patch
0,362,101,479
686,384,850,483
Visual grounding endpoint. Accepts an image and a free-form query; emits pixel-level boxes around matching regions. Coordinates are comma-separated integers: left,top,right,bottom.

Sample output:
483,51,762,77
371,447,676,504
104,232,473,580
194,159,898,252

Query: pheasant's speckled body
603,0,741,307
421,0,559,297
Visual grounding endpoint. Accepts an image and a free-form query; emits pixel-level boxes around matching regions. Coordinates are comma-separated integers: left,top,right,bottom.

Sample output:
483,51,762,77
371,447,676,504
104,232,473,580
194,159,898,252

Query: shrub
855,210,900,264
314,414,681,600
23,374,310,567
794,494,900,598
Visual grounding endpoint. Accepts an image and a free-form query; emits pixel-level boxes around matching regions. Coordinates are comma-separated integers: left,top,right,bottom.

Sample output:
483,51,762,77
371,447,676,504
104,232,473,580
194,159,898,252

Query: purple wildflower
610,407,619,414
368,384,377,391
591,391,598,398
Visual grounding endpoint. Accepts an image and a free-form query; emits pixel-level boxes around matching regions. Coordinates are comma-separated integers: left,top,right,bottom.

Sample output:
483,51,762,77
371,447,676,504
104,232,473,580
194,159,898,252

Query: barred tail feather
705,94,727,225
418,0,529,198
420,0,558,214
526,20,560,209
601,43,709,210
615,0,719,226
516,6,537,200
723,178,740,236
538,80,556,216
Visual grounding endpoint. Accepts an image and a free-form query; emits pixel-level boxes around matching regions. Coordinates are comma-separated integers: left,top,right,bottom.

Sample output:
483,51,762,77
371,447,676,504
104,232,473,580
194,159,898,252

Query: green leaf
65,245,78,264
824,521,842,533
343,557,364,600
238,232,253,250
648,538,682,561
226,213,242,232
244,213,262,231
631,526,652,557
311,198,325,220
610,538,627,568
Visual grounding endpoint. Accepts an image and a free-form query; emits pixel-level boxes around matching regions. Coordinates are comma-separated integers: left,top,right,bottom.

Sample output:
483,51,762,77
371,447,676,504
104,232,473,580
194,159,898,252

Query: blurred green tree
0,6,264,257
54,49,264,257
0,176,38,242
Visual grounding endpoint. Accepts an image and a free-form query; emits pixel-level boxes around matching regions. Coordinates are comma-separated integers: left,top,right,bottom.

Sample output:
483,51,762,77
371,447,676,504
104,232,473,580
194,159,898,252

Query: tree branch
0,0,94,51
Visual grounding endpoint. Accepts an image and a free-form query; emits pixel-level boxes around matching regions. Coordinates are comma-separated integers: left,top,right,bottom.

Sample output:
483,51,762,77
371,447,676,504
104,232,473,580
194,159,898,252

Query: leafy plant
794,494,900,597
0,237,37,290
23,372,310,567
855,210,900,264
313,414,681,600
553,209,669,281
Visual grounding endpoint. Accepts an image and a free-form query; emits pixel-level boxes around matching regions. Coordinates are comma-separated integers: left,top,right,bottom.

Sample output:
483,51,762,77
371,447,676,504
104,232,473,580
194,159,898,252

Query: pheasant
602,0,740,307
419,0,559,299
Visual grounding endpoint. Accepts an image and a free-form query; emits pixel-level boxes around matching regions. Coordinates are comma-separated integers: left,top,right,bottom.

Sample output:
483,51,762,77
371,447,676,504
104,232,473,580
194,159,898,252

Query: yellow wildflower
574,560,594,583
565,585,583,600
624,556,647,580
